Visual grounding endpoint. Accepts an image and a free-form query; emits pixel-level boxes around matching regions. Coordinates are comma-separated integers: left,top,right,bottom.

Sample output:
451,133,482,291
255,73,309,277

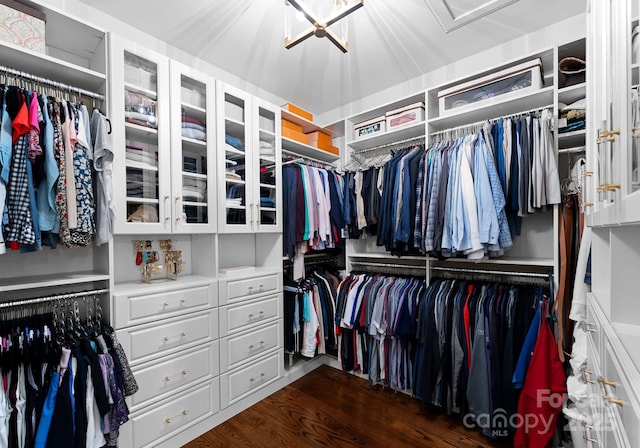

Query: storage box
320,145,339,155
0,0,45,53
181,86,206,108
226,101,244,122
354,115,386,140
282,126,308,145
281,119,302,133
385,102,425,130
282,103,313,122
306,130,333,148
438,59,543,116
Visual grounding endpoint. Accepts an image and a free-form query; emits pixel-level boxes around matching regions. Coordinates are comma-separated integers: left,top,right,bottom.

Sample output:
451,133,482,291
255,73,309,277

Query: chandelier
284,0,364,53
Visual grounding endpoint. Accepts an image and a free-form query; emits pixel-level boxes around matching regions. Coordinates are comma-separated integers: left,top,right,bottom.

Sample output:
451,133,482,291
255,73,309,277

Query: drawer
129,341,219,412
219,294,280,336
220,321,281,372
128,379,219,448
219,273,280,304
117,309,218,366
114,283,217,327
603,340,640,447
220,351,282,408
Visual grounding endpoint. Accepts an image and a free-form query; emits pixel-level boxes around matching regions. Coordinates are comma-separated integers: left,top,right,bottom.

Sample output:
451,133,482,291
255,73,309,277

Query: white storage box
0,0,45,53
385,102,425,130
181,86,206,108
226,101,244,123
354,115,386,140
438,58,543,116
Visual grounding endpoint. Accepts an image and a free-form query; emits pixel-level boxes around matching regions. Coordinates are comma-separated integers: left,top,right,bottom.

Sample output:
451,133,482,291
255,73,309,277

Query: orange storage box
282,126,308,145
282,103,313,122
306,130,333,148
320,145,339,155
281,119,303,133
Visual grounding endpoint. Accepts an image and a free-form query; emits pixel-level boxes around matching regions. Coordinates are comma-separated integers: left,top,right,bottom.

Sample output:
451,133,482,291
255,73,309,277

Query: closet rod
350,260,426,270
429,105,553,137
281,148,336,169
430,266,549,278
0,288,109,310
353,135,425,154
0,64,105,101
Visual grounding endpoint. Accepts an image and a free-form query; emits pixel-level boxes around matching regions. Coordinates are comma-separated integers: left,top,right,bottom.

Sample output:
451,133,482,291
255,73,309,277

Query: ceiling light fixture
284,0,364,53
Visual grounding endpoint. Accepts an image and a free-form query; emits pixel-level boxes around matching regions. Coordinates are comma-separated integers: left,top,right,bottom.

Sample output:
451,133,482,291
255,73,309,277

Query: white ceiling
78,0,586,115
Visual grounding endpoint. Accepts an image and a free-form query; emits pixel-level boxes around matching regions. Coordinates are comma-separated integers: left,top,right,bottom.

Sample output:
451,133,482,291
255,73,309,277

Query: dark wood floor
184,364,509,448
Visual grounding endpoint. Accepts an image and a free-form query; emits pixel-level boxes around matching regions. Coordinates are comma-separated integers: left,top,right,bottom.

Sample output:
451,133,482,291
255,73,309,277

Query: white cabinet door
169,61,217,233
111,35,171,234
253,98,282,233
217,83,253,232
216,84,282,233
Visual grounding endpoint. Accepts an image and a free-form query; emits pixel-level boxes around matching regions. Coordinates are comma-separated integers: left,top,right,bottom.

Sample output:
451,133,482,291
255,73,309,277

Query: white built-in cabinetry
573,0,640,446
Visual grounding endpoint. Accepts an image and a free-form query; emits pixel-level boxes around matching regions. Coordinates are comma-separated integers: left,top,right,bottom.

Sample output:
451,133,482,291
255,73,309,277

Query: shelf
259,183,276,189
0,41,106,92
182,136,207,147
260,207,276,212
182,171,207,179
429,86,554,130
0,272,110,293
225,119,245,139
225,204,246,210
281,109,339,137
347,121,425,151
281,137,340,163
225,177,245,184
217,265,281,281
558,129,586,148
558,82,586,104
349,252,426,261
124,82,157,99
125,122,159,143
126,197,159,204
113,274,214,296
181,102,206,114
224,146,245,156
182,200,208,207
429,257,555,267
126,159,158,171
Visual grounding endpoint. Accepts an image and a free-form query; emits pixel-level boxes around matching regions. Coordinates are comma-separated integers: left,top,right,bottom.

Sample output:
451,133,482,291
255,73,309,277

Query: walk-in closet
0,0,638,447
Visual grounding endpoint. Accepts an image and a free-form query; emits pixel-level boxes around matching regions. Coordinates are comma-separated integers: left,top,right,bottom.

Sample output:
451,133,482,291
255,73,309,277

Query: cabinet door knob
182,370,188,375
632,133,640,138
162,301,169,308
165,216,171,221
179,298,186,304
180,331,187,337
583,435,597,443
182,410,188,416
164,376,171,382
259,310,264,316
175,195,181,201
163,336,170,342
260,372,265,378
249,344,254,350
259,284,264,289
582,202,594,208
596,139,603,144
249,377,255,382
581,170,593,177
165,418,171,424
607,136,616,142
260,340,265,345
248,313,254,319
164,195,170,200
598,376,617,387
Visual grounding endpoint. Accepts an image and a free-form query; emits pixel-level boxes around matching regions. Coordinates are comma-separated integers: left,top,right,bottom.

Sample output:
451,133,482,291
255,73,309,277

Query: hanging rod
353,135,426,154
430,266,549,278
281,148,337,169
0,64,105,101
0,288,109,310
429,105,553,137
350,260,426,270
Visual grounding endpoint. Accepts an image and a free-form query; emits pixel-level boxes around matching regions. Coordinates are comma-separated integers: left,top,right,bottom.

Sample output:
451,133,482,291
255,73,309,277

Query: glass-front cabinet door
254,99,281,233
169,61,216,233
111,36,171,234
217,83,252,232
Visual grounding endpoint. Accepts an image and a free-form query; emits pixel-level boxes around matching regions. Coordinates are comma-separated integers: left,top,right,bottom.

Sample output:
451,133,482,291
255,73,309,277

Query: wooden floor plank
183,365,509,448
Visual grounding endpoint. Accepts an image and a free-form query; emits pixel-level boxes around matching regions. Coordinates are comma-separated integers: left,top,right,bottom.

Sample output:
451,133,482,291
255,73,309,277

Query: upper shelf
281,137,340,163
428,86,555,130
558,82,586,105
281,109,339,137
0,41,106,92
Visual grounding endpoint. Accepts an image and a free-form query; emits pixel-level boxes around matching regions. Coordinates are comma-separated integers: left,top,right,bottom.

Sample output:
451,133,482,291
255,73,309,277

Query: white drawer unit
117,309,218,366
114,282,217,327
220,351,282,408
126,379,219,448
129,341,219,412
219,272,280,304
219,293,280,336
220,321,281,372
602,340,639,447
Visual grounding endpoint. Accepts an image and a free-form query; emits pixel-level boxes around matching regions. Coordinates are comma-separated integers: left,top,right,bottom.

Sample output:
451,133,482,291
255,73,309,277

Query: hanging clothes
0,81,113,253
